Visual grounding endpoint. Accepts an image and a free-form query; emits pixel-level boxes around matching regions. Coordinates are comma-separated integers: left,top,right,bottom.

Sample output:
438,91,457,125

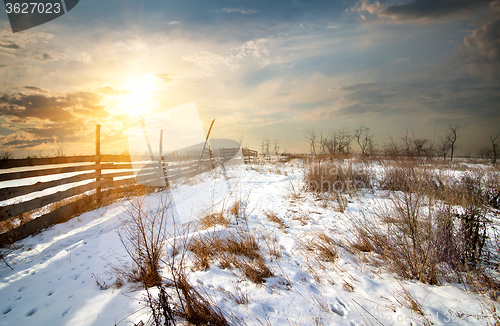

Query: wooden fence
0,125,250,245
242,148,258,163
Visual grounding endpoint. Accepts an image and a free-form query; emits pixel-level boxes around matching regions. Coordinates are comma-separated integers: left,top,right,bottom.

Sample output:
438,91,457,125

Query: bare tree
336,127,352,154
490,133,500,164
273,139,280,155
261,138,271,157
354,124,374,156
305,130,317,155
447,123,464,162
319,132,327,155
439,135,452,161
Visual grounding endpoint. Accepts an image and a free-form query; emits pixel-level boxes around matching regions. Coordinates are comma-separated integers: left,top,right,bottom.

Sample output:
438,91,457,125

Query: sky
0,0,499,157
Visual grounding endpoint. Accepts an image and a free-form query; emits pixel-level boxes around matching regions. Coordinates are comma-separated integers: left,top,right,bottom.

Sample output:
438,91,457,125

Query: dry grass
219,285,249,305
235,257,273,284
173,271,228,325
291,212,310,226
188,231,273,283
200,212,230,229
305,160,372,195
351,162,499,293
314,233,338,263
261,232,283,261
302,232,338,264
229,199,242,218
264,210,287,229
118,197,172,288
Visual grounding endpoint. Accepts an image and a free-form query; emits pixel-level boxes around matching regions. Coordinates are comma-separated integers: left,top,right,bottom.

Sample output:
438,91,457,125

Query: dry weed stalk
118,195,173,287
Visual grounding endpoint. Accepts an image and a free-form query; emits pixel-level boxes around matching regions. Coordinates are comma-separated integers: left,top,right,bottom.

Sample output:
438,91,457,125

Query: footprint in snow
329,302,346,317
73,274,80,280
18,286,26,292
62,307,71,317
15,296,22,301
26,308,37,317
48,291,54,296
3,307,12,315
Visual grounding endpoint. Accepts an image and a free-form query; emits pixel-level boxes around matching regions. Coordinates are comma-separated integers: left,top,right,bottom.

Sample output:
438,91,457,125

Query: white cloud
222,8,257,15
167,21,180,26
74,51,92,64
396,56,411,63
237,39,269,59
182,51,238,77
326,23,343,29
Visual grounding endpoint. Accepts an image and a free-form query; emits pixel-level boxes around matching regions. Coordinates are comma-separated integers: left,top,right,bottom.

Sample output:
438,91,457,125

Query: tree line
304,123,500,163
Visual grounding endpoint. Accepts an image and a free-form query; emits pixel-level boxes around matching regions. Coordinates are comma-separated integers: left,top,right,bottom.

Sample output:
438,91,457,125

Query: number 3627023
5,2,62,14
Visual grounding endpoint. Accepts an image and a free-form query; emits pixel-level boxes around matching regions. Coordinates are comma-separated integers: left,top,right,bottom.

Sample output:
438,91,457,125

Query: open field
0,157,499,325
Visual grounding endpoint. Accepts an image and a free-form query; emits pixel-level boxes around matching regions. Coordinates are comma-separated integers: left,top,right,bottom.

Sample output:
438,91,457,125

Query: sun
117,75,160,117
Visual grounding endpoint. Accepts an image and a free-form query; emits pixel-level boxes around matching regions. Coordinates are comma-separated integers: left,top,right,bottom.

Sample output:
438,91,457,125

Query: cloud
182,39,269,77
0,90,106,122
382,0,492,21
0,29,53,57
352,0,493,23
0,42,21,49
73,51,92,64
396,57,411,63
154,74,174,83
24,86,45,91
167,21,180,25
464,19,500,62
326,23,343,29
182,51,236,77
457,3,500,74
237,39,269,59
222,7,257,15
0,121,88,149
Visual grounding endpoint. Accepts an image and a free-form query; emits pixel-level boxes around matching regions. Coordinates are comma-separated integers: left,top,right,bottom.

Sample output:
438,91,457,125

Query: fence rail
0,125,255,245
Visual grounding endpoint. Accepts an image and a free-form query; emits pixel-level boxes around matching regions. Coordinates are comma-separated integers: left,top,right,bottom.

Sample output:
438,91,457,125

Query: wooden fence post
96,124,101,204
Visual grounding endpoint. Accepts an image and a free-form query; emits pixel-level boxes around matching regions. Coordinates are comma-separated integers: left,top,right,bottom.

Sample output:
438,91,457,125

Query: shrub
119,196,172,287
305,160,371,195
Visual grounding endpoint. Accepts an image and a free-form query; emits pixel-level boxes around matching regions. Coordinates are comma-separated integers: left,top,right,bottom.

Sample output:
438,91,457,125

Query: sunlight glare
118,75,159,117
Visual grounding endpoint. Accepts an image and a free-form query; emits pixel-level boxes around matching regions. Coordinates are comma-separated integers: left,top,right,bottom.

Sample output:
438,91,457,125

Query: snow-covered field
1,159,499,325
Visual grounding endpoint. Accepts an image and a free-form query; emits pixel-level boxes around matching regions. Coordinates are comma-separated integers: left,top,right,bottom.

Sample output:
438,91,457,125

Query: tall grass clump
189,230,273,284
305,160,372,195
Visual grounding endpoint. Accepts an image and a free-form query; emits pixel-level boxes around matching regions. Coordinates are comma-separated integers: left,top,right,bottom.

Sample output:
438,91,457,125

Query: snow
1,159,499,325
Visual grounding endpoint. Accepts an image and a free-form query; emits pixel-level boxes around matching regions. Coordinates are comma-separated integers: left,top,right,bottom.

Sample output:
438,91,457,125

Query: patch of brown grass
188,231,273,283
291,212,310,226
264,210,287,230
235,257,273,284
229,200,242,218
174,271,228,325
314,233,338,263
302,232,338,263
305,161,372,195
200,212,230,229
